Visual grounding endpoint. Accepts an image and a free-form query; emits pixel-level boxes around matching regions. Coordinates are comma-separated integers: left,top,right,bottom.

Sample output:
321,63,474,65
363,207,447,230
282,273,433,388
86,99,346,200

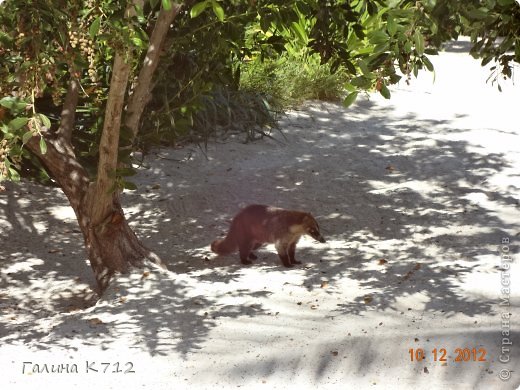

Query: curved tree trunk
26,134,165,294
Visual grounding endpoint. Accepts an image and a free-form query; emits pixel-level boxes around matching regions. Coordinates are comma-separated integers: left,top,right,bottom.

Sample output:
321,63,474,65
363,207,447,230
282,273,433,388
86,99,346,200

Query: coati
211,204,326,267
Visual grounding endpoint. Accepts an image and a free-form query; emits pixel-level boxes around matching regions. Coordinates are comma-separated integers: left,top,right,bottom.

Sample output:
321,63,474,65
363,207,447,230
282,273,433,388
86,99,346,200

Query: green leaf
38,113,51,128
353,24,365,40
190,1,209,18
422,56,434,72
211,1,225,22
367,52,390,70
89,17,101,40
131,36,145,48
260,15,272,33
39,137,47,155
290,22,308,43
369,30,389,45
8,167,20,181
343,91,358,108
499,38,514,52
134,4,145,22
162,0,172,11
344,59,356,74
123,180,137,191
380,83,391,99
350,76,371,88
0,97,27,111
344,82,356,93
387,15,397,36
481,56,494,66
414,31,424,56
358,59,370,76
8,117,29,131
22,131,33,144
466,8,488,20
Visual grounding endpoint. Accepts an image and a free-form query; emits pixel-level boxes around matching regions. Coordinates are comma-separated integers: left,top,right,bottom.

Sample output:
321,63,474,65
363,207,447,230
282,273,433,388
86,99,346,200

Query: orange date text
409,347,487,363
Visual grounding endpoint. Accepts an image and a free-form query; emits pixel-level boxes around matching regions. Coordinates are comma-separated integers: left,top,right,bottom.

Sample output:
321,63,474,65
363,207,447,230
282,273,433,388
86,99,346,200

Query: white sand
1,39,519,389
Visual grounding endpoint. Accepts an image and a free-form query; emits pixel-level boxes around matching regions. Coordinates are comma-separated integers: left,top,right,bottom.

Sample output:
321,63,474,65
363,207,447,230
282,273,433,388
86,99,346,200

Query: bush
240,53,349,108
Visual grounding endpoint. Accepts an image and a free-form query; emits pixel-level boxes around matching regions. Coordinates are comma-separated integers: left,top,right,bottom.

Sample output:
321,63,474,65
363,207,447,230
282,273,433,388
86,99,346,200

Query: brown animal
211,204,326,267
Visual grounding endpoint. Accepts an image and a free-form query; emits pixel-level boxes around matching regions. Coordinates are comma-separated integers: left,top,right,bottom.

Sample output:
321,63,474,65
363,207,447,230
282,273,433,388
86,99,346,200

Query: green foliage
0,0,135,181
140,85,281,148
240,53,349,108
1,0,519,184
433,0,520,89
138,1,279,149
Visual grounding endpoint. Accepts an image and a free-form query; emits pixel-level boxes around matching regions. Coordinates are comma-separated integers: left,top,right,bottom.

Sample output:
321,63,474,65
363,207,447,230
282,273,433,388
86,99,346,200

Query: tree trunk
27,135,164,294
80,194,164,292
25,1,180,294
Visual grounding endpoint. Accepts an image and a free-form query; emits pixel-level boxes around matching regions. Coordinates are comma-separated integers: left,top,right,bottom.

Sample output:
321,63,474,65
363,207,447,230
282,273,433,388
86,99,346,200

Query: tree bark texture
89,52,131,228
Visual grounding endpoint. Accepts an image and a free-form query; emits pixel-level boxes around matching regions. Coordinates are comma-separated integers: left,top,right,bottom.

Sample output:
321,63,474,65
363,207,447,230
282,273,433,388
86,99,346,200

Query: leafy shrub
241,53,349,108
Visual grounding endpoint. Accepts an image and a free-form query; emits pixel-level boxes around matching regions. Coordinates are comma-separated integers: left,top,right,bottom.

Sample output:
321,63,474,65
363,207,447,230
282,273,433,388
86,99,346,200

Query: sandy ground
1,40,519,389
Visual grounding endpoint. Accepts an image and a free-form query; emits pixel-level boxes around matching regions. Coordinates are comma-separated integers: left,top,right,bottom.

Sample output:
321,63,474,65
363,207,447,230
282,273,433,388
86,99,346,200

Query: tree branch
57,77,79,144
125,3,182,142
89,53,132,226
25,136,90,212
87,0,144,227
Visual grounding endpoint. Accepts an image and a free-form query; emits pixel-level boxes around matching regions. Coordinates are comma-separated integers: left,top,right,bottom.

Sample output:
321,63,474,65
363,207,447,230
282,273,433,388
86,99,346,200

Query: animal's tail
211,225,237,255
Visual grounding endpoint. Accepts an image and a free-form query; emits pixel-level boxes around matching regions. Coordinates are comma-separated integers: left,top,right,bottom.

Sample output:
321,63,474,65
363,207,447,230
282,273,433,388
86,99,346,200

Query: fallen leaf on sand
402,263,422,281
88,318,103,326
141,271,150,278
364,295,373,304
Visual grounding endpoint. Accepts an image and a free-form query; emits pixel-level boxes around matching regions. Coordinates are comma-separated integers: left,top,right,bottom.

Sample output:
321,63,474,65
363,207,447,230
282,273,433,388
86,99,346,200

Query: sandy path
1,40,519,389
